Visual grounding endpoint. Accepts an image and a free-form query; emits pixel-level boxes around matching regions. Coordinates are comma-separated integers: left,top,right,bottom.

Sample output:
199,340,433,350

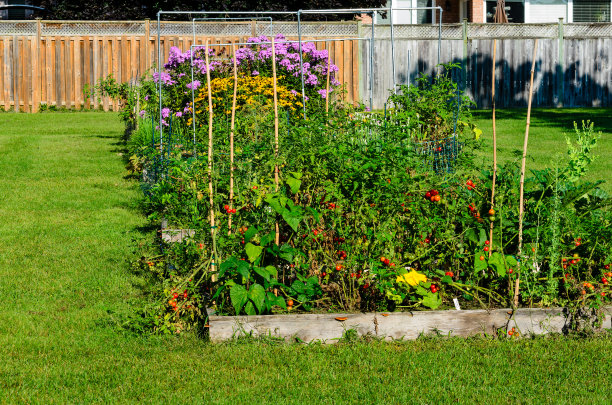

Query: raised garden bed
208,306,612,343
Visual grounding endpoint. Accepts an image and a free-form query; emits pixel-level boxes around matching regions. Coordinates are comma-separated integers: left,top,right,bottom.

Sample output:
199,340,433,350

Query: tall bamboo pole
205,40,216,273
488,39,498,257
272,38,280,246
515,39,539,307
228,43,238,235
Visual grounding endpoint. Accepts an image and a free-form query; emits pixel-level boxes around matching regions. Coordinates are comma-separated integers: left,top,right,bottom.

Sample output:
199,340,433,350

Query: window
417,0,434,23
486,0,525,22
573,0,611,22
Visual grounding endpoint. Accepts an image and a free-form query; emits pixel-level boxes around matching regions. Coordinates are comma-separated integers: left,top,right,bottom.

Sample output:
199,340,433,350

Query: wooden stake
515,38,538,307
488,39,497,257
272,38,280,246
228,43,238,235
325,40,331,115
205,40,216,273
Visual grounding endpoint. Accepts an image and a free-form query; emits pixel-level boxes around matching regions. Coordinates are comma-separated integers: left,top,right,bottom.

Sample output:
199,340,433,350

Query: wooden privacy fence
0,20,361,112
1,20,611,111
366,22,612,108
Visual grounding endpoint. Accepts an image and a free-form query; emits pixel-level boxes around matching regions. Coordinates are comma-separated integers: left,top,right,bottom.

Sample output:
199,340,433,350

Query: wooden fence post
33,18,41,112
144,19,150,72
556,17,564,108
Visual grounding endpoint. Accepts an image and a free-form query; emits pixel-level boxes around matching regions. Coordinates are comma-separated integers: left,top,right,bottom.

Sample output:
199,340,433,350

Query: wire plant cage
412,133,461,174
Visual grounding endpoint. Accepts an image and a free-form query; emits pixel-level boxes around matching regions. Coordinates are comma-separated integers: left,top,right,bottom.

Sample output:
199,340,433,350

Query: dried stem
272,38,280,245
204,40,216,273
228,43,238,235
489,39,497,257
515,38,539,307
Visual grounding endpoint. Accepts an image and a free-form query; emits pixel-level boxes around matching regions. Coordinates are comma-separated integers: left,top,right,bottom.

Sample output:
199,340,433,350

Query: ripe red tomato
336,264,342,271
479,255,485,261
425,191,432,198
485,240,490,245
484,246,489,252
173,293,179,299
425,238,430,244
321,272,327,277
488,208,495,216
432,190,439,196
509,268,513,274
286,299,294,307
445,271,454,277
434,195,441,202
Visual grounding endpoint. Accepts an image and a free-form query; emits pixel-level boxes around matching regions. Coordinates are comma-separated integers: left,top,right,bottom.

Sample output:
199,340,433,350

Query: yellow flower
396,269,427,286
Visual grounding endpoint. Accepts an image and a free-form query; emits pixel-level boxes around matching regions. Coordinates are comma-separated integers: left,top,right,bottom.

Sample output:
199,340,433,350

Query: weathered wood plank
209,306,612,343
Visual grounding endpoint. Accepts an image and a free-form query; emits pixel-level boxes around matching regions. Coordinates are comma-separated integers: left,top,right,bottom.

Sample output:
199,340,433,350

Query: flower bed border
208,306,612,343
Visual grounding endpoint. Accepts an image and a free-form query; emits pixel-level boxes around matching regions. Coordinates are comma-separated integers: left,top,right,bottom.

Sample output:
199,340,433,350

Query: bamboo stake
488,39,497,258
325,40,331,115
205,40,216,273
272,38,280,246
228,43,238,236
515,38,538,307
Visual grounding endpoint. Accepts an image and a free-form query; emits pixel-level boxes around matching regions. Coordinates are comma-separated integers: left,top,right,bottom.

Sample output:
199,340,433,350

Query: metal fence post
462,19,468,92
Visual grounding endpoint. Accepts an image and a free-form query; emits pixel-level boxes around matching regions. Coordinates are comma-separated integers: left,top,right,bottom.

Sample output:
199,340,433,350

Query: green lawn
0,111,610,403
472,108,612,191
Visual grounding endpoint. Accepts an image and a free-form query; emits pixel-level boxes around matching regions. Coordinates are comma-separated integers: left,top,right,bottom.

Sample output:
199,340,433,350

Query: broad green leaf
465,228,478,244
441,275,453,284
265,194,284,214
219,256,238,277
230,284,247,315
422,292,442,309
505,255,518,267
415,284,428,296
244,301,256,315
236,260,251,281
248,284,266,313
474,252,488,273
253,266,270,283
286,176,302,194
245,243,263,263
478,229,487,245
264,265,278,279
260,232,275,247
274,295,287,309
281,208,302,232
244,226,258,242
291,280,305,294
488,252,506,277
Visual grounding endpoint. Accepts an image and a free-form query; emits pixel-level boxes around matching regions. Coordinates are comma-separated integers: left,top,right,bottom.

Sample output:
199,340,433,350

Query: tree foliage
35,0,386,20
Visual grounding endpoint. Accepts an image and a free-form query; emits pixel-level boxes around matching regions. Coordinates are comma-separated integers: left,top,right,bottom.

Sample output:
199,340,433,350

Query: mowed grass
0,111,610,404
472,108,612,191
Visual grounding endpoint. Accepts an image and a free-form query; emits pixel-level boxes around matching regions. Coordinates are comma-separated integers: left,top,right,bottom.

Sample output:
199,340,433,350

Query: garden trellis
154,6,444,149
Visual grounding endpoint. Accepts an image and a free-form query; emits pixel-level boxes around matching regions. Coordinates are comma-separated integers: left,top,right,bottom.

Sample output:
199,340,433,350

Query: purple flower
175,112,182,117
186,80,201,90
144,95,149,101
252,70,259,76
318,89,333,99
139,110,146,118
153,71,176,86
161,108,171,119
290,90,299,96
